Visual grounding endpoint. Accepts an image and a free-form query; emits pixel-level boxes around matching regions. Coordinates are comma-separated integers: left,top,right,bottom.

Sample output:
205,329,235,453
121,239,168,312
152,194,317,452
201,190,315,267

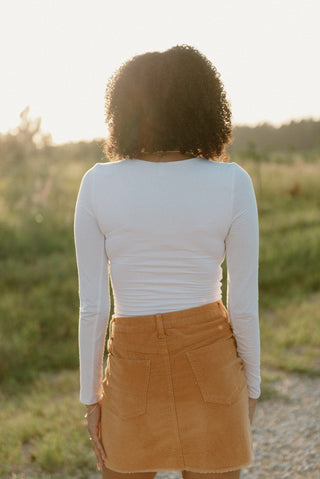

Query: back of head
104,44,232,161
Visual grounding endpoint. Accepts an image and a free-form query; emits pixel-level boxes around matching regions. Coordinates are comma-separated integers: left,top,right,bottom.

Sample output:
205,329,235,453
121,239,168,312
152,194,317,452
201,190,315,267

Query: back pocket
185,338,247,405
103,353,151,419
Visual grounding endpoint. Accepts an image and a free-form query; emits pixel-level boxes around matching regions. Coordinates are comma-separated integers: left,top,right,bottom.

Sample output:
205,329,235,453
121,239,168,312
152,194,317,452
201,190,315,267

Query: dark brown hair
103,44,232,161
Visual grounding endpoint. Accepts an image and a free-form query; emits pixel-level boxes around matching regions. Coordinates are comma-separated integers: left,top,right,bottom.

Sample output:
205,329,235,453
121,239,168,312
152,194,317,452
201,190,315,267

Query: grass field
0,151,319,477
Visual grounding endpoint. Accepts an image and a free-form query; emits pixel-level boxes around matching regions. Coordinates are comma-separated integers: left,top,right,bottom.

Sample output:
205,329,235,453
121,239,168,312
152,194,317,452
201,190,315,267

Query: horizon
3,108,319,147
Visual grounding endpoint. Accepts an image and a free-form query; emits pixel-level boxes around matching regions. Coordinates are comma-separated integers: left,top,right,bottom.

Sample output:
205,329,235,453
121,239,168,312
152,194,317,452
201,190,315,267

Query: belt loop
218,300,229,320
109,317,115,337
155,313,166,339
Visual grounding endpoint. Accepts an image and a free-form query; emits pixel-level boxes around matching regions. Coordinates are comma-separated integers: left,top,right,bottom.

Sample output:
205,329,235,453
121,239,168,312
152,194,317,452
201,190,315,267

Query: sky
1,0,319,144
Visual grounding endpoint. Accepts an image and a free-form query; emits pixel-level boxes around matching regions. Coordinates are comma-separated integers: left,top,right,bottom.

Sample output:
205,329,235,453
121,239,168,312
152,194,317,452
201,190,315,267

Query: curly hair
103,44,232,161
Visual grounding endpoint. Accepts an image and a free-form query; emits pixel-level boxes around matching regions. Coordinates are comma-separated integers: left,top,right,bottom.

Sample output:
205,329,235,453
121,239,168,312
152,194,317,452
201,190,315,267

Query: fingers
248,397,257,425
90,434,107,470
85,401,107,470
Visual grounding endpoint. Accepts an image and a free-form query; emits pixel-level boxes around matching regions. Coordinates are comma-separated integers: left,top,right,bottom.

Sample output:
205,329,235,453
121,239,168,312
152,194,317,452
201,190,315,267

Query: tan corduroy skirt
101,299,253,473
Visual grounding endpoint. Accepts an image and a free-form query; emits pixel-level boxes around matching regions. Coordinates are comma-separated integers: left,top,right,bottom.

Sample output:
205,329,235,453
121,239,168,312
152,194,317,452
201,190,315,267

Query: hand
85,398,106,471
248,397,258,425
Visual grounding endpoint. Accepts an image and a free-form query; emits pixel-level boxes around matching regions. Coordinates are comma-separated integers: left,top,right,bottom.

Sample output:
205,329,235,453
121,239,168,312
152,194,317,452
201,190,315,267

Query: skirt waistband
110,300,228,333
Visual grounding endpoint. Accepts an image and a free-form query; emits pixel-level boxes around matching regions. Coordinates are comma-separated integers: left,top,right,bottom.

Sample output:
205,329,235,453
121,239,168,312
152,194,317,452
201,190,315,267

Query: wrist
85,396,103,409
86,402,99,407
84,401,101,418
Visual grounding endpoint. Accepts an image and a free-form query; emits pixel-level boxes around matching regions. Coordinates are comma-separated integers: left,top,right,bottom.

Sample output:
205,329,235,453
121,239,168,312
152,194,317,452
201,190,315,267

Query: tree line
229,118,320,153
1,108,319,164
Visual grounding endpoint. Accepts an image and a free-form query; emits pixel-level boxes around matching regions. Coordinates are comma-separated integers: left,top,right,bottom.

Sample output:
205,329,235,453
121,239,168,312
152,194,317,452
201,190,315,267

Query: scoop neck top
123,156,205,165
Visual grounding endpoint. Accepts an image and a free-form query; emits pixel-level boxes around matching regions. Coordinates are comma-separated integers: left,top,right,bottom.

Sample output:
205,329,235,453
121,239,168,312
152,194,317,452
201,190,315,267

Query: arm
225,164,261,400
74,167,110,405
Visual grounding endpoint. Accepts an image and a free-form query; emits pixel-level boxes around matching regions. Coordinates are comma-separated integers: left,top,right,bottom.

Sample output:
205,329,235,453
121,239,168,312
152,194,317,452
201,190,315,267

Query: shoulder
208,162,256,202
225,161,254,188
204,160,251,182
94,159,127,170
212,160,251,176
80,159,127,183
227,163,257,206
92,159,127,174
203,159,240,172
230,161,252,177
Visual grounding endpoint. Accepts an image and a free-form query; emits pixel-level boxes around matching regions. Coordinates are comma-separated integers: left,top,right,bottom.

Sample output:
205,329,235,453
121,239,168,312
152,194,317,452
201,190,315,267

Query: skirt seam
164,339,186,468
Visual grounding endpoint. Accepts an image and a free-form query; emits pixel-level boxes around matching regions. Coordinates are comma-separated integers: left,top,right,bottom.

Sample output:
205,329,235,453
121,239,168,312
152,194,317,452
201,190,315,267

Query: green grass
260,293,320,374
0,149,320,476
0,370,100,478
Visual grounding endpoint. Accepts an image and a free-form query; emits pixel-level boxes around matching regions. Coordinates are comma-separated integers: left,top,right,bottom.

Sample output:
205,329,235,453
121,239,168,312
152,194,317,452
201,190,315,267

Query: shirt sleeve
74,166,110,405
225,163,261,399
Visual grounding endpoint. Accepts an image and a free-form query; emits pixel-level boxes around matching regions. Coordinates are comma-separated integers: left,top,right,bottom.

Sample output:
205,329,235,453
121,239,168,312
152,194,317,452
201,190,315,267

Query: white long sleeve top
74,157,260,405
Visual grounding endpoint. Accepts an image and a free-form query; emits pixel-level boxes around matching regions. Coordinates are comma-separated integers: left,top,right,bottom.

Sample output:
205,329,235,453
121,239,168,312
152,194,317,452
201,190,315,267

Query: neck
135,151,196,162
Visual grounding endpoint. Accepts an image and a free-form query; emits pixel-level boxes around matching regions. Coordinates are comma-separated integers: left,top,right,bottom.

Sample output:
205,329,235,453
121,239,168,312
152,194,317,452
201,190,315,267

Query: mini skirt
101,300,253,473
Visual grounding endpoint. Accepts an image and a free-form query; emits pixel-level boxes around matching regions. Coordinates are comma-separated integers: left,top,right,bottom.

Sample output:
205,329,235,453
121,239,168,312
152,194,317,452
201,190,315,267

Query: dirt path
156,371,320,479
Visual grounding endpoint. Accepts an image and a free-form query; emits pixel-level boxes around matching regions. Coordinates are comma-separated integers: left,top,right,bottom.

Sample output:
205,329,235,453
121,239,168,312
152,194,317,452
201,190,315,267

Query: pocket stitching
104,353,151,419
186,340,247,405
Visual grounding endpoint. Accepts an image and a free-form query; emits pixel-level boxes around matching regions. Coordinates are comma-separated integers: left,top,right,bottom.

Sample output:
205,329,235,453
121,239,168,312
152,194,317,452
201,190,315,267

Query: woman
74,44,260,479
